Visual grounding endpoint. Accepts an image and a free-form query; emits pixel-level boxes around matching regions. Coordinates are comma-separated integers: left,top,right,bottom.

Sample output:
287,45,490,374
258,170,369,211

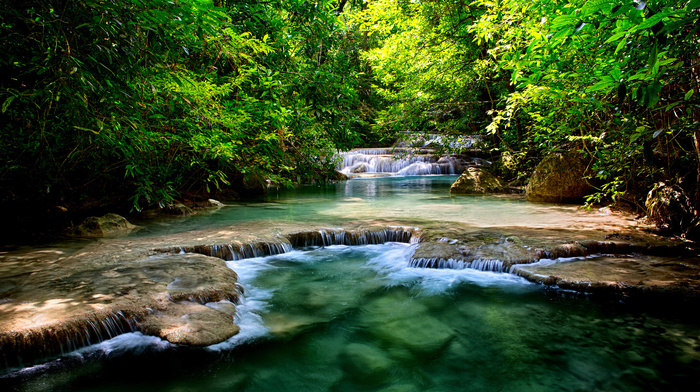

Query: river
1,176,699,391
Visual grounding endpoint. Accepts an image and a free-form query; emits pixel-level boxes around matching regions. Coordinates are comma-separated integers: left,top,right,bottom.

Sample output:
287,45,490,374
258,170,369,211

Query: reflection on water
4,244,699,391
132,176,633,238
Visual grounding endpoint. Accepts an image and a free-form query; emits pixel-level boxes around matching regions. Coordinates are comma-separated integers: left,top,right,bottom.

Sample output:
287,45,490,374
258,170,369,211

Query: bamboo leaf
1,96,14,113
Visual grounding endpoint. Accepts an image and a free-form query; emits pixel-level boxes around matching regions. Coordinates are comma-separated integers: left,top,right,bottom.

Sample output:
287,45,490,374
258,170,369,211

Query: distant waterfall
338,149,465,177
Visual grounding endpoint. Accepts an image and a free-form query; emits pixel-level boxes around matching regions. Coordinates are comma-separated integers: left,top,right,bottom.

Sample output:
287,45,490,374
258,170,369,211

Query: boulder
352,163,369,173
163,203,195,215
526,150,592,203
645,182,694,233
72,213,137,237
450,167,509,194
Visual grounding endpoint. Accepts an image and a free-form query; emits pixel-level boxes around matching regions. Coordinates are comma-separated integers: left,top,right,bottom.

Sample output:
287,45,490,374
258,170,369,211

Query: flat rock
0,252,242,366
513,254,700,302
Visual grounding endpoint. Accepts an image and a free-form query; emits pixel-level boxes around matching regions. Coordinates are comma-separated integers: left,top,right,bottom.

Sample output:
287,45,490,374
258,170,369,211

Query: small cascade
156,227,420,262
287,227,418,248
175,240,294,261
409,257,508,272
0,310,141,370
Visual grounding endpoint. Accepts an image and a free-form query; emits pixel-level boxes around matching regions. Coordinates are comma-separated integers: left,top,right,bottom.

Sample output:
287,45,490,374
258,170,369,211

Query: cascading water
337,134,479,176
4,176,700,392
338,150,466,177
7,243,699,392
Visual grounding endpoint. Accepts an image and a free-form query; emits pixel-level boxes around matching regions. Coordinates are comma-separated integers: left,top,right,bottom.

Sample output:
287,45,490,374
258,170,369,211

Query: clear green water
5,244,700,392
2,177,699,391
131,175,632,238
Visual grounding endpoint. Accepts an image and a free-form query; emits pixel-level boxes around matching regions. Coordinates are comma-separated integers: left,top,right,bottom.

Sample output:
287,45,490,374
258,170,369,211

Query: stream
2,176,700,391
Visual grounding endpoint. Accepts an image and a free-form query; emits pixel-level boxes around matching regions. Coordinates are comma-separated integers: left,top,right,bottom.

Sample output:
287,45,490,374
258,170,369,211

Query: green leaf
581,0,612,16
685,89,695,100
605,31,628,44
634,12,670,31
648,43,657,71
646,82,662,107
1,96,14,113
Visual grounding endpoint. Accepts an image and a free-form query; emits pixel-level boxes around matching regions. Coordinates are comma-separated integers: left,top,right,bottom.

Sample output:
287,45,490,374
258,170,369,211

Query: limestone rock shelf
1,222,698,370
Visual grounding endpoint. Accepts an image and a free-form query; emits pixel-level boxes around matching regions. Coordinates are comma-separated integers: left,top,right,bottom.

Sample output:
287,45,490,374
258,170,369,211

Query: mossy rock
450,167,509,194
645,182,693,233
526,150,592,203
73,213,137,237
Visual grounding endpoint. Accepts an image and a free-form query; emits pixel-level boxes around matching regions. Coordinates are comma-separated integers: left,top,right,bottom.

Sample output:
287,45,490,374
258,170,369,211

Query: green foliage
360,0,700,207
1,0,698,215
0,0,369,211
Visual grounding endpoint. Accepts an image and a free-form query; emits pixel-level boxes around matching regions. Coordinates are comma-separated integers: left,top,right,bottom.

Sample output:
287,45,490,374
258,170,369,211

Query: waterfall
0,310,141,370
409,257,508,273
287,227,417,248
157,226,421,261
338,148,466,177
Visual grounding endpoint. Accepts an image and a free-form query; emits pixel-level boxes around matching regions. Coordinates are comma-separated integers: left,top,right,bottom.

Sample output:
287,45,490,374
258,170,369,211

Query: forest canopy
1,0,699,224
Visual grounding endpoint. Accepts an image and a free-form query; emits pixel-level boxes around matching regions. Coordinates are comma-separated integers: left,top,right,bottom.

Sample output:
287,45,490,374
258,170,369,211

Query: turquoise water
4,243,700,392
133,175,632,238
2,177,698,391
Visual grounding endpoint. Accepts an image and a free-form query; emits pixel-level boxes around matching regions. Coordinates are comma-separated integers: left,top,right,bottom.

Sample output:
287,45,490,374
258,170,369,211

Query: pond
2,176,699,391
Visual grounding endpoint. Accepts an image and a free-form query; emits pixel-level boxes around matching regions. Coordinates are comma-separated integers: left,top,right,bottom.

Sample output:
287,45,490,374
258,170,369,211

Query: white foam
364,243,533,294
75,332,173,356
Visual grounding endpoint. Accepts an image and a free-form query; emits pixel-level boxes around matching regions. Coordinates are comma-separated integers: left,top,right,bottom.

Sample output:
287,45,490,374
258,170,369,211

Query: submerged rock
450,167,509,194
526,150,593,203
342,343,394,383
72,213,137,237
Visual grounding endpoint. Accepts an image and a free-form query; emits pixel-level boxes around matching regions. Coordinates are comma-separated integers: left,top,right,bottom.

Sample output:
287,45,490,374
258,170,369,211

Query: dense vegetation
1,0,699,235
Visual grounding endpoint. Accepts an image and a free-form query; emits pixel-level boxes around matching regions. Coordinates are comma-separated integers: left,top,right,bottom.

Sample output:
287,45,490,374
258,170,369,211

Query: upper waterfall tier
338,149,466,177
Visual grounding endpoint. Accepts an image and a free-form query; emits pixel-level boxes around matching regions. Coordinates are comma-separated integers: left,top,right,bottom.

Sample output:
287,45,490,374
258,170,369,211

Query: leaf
587,76,616,93
648,43,657,71
634,12,670,31
646,82,662,107
581,0,612,16
685,89,695,100
551,15,577,29
605,31,628,44
1,96,14,113
73,125,100,134
688,0,700,10
636,86,646,106
617,82,627,106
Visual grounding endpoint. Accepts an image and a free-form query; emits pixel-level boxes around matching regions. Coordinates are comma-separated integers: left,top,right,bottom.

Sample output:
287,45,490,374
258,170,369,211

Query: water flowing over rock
450,167,509,194
0,253,242,368
286,227,420,247
526,150,593,203
338,149,465,177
